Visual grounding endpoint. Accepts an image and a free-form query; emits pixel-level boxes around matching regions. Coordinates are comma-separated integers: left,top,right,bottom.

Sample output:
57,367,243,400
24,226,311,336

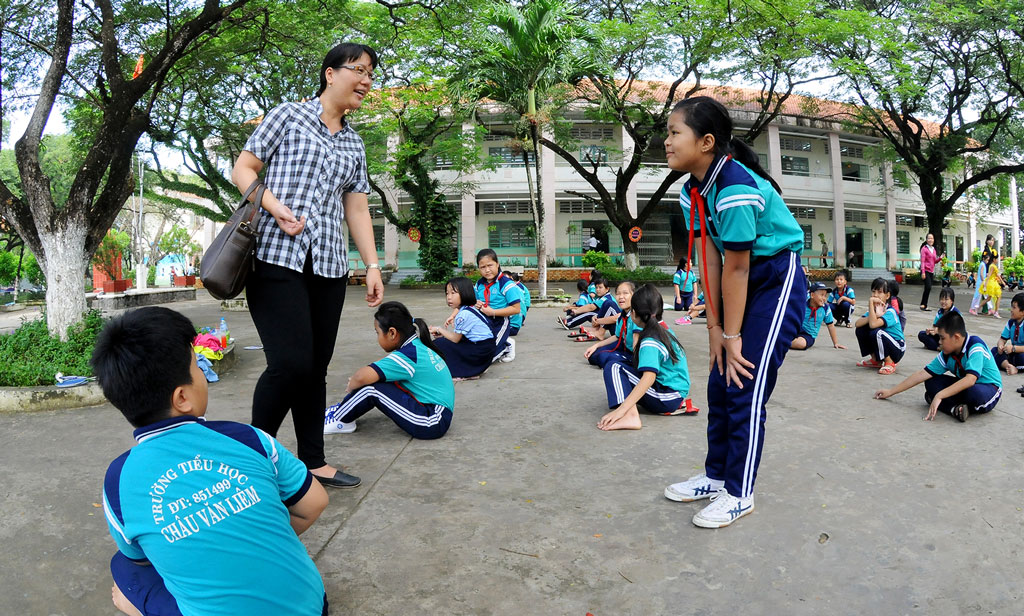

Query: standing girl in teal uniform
660,97,807,529
324,302,454,439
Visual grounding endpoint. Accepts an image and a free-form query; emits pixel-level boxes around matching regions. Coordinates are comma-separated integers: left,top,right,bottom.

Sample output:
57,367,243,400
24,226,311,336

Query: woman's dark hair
374,301,444,360
671,96,781,195
576,279,588,293
920,233,934,251
939,287,955,303
870,277,889,294
317,43,379,96
630,283,680,364
90,307,196,428
476,248,499,265
446,277,477,307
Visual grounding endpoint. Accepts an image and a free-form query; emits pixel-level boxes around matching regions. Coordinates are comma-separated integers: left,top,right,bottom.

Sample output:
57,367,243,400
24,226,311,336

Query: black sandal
951,404,969,423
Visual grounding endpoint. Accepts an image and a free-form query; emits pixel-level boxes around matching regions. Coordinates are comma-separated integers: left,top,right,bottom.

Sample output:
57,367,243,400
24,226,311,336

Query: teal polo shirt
828,285,855,304
862,306,905,341
800,301,835,338
475,273,524,329
613,312,642,352
933,306,960,326
925,335,1002,387
673,269,697,293
102,417,325,616
680,156,804,257
574,292,591,307
636,335,690,395
371,336,455,409
1000,317,1024,345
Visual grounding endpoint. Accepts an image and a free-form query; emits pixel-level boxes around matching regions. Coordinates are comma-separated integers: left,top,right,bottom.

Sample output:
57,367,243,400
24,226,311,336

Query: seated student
430,277,496,380
672,258,699,319
855,277,906,375
92,307,330,616
559,280,592,329
597,284,698,431
445,249,522,363
790,282,845,351
918,287,958,351
688,291,706,320
509,271,531,327
827,269,856,327
875,311,1002,422
966,271,976,289
562,276,614,333
992,292,1024,375
587,270,599,299
325,302,453,438
888,279,907,332
584,281,636,368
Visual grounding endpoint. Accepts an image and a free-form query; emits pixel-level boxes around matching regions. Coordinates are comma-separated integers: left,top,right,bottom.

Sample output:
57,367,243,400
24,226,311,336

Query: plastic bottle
219,317,229,348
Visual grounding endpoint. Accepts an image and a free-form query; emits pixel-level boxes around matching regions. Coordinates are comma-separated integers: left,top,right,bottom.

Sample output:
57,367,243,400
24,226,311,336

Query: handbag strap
238,179,263,205
240,184,266,231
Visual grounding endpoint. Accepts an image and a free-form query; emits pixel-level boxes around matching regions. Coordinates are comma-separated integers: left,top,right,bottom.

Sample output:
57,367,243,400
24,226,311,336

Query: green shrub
582,250,610,268
596,264,673,284
0,310,105,386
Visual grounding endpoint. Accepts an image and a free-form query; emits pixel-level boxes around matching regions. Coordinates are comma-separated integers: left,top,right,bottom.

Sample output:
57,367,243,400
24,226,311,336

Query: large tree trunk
39,222,88,340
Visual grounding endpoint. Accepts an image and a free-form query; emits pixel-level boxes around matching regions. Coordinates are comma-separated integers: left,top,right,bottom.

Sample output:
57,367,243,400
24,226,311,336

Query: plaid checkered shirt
243,98,370,278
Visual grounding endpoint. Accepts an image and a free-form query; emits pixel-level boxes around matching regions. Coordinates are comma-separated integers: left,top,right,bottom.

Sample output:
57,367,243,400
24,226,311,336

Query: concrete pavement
0,284,1021,615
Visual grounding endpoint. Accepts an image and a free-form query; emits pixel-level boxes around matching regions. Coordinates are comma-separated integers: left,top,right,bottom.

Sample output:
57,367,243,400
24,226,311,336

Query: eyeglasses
339,65,375,82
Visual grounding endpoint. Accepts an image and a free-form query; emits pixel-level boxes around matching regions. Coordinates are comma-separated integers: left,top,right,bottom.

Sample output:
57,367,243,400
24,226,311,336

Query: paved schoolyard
0,284,1021,615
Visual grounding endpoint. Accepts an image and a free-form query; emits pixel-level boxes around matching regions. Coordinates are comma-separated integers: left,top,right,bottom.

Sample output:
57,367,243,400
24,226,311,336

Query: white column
621,125,638,217
384,220,399,268
828,132,847,267
461,193,476,265
767,125,781,176
1010,175,1019,256
968,209,978,255
383,133,402,268
541,128,557,262
884,163,897,269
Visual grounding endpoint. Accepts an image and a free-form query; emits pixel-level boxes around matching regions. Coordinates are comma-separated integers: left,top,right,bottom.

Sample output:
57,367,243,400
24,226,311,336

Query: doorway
845,229,864,268
955,236,964,263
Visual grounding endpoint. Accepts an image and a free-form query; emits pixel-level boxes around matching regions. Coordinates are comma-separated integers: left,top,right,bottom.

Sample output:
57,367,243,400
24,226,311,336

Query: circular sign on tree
407,227,421,242
628,226,643,243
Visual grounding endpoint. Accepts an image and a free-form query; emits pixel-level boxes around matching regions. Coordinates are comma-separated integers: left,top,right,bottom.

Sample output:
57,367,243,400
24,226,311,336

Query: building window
559,200,603,214
845,210,868,223
489,147,536,167
757,153,769,170
897,231,910,255
781,155,810,176
488,220,535,248
480,200,532,215
580,145,608,164
878,214,886,224
789,207,816,219
896,215,914,226
800,224,813,250
349,225,385,253
435,155,454,169
779,137,812,152
840,144,865,159
842,162,869,182
570,126,614,140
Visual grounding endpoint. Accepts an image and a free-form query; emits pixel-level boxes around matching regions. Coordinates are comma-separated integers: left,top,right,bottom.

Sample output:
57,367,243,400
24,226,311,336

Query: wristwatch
366,263,381,270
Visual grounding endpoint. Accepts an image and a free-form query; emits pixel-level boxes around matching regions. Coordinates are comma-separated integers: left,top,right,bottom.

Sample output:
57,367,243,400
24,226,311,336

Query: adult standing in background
919,233,937,311
231,42,384,489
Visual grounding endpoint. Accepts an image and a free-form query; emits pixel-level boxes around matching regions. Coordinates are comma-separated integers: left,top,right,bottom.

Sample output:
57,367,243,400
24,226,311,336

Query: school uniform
991,318,1024,370
604,335,690,414
827,284,855,325
924,335,1002,416
587,283,597,298
673,269,698,311
516,281,531,327
588,311,639,368
917,306,960,351
680,154,807,499
433,307,497,378
793,300,835,349
328,336,454,439
475,273,523,360
566,292,620,329
855,304,906,363
692,291,706,318
891,297,907,331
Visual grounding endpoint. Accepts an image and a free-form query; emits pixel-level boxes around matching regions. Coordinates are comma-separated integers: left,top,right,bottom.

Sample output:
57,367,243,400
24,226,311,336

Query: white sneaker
664,473,725,502
692,493,754,528
499,338,516,362
323,403,357,434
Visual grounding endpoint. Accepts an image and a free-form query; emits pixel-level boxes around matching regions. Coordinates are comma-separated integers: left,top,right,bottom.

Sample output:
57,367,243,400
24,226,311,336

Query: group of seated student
917,287,959,351
559,275,622,342
992,294,1024,400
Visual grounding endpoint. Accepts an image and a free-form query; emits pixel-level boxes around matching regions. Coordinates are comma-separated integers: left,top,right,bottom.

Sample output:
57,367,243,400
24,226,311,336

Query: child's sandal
857,358,882,368
877,363,897,375
952,403,970,422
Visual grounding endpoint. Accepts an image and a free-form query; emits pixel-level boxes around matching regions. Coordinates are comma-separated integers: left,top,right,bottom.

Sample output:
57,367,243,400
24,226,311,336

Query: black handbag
200,180,266,300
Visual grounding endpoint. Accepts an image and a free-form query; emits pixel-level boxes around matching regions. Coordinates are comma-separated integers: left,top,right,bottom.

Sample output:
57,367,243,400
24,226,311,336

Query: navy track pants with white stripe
925,375,1001,415
705,251,805,500
603,361,684,414
566,311,598,329
855,325,906,363
336,383,452,439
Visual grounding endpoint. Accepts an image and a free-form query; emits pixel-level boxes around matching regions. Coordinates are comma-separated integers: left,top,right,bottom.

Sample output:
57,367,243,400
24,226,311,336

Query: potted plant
94,229,132,293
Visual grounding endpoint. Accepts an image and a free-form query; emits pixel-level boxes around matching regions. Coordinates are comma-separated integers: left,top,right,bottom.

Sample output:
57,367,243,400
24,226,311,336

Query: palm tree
457,0,600,298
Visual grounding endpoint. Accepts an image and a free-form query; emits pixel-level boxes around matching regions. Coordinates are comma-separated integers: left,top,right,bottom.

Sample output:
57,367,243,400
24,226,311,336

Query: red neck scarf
685,157,731,325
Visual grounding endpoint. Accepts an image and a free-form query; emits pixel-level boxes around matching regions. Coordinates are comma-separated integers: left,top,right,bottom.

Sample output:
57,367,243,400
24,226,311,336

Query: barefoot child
991,293,1024,375
855,278,906,374
325,302,454,438
875,311,1002,422
584,281,636,368
918,287,958,351
430,277,496,380
658,97,806,529
598,284,696,430
827,269,855,327
790,282,845,350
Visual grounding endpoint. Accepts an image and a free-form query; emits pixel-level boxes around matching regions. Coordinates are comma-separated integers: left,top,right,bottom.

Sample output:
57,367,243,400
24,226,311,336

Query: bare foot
309,464,339,479
598,409,643,431
112,584,142,616
1007,365,1018,375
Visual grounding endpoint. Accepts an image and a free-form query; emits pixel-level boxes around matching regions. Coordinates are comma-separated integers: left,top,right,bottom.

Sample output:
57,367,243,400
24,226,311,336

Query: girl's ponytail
629,284,680,364
414,317,445,360
729,136,781,195
374,301,445,360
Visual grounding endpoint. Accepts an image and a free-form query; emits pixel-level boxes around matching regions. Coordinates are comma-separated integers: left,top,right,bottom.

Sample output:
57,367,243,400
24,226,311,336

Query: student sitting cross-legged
855,277,906,375
790,282,845,351
991,292,1024,375
561,276,616,334
597,284,698,431
918,287,959,351
430,277,496,381
875,311,1003,422
92,307,331,616
584,281,636,368
324,302,454,439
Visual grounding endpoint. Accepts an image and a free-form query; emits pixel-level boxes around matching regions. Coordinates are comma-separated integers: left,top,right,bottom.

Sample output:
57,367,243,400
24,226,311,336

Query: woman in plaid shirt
231,42,384,490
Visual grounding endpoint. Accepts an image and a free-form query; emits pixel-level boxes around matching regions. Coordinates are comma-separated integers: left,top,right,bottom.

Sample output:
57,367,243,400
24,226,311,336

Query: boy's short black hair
591,276,609,289
939,287,955,303
835,269,850,280
1012,293,1024,312
446,276,477,307
870,277,889,293
90,307,196,428
936,310,967,339
576,279,588,293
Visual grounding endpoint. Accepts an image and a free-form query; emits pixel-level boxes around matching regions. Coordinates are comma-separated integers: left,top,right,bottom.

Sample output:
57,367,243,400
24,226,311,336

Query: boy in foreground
93,307,329,615
874,311,1002,422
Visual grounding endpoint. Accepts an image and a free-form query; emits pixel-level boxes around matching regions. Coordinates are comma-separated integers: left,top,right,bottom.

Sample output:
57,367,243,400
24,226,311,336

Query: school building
356,82,1020,273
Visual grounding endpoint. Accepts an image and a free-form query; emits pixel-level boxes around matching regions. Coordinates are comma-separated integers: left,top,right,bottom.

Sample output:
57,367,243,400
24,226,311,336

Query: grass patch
0,310,104,387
